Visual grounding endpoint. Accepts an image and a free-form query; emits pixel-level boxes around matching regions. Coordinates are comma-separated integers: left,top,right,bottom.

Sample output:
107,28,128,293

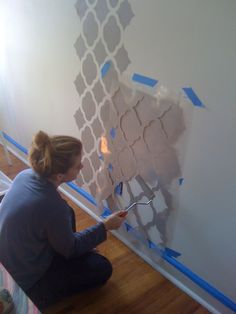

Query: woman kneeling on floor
0,130,126,310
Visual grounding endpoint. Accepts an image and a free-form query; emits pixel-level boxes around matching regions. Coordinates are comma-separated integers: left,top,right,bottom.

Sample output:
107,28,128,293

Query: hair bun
34,130,51,151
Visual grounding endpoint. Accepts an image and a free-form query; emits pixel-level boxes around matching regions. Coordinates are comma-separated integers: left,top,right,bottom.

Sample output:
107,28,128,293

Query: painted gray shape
114,46,131,74
94,40,107,66
155,97,173,118
103,16,121,53
81,91,96,121
117,0,134,29
134,94,160,125
74,72,86,96
111,127,127,151
102,62,119,94
81,126,95,154
109,0,119,8
81,157,94,183
75,173,84,186
106,194,119,212
92,80,105,104
94,0,109,24
82,53,97,86
118,147,137,180
89,181,97,198
83,12,99,47
120,109,141,144
155,207,170,243
121,178,161,241
75,0,89,20
112,88,129,116
74,35,87,60
91,117,104,139
74,107,86,130
99,99,110,125
160,103,185,144
90,150,101,171
143,119,168,156
131,138,154,182
109,159,123,183
135,175,155,200
100,99,118,129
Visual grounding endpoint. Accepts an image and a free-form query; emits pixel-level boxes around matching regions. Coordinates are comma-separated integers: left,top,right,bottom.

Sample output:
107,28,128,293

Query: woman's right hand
103,211,127,231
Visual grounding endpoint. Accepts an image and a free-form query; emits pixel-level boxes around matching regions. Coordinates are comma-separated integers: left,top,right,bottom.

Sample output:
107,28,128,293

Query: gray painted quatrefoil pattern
74,0,134,191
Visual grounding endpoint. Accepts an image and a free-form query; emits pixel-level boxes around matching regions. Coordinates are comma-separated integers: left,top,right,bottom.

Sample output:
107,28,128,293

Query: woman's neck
47,175,63,188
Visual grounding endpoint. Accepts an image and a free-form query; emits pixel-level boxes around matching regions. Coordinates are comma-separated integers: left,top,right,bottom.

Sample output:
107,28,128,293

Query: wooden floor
0,146,210,314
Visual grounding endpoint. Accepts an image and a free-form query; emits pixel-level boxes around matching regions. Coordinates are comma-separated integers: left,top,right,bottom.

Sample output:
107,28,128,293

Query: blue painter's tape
3,132,28,155
101,61,111,78
179,178,184,186
125,223,150,245
108,163,113,172
3,132,236,313
163,254,236,312
164,247,181,258
125,222,132,232
66,181,97,206
132,73,158,87
110,127,116,139
148,239,156,249
182,87,205,108
115,182,123,196
101,208,112,218
98,154,104,161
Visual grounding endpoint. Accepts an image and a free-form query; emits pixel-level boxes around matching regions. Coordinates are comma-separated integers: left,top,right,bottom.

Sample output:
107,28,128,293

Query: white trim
0,170,12,196
1,143,30,166
0,131,12,165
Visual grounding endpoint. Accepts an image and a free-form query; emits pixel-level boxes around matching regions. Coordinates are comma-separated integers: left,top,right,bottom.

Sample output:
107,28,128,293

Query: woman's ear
55,173,65,185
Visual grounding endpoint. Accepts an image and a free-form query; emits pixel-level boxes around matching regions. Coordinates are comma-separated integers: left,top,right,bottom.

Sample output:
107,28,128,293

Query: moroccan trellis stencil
74,0,134,195
73,0,192,249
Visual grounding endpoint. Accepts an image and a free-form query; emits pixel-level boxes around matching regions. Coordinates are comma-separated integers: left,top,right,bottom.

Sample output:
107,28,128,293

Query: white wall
1,1,236,313
0,0,80,146
126,0,236,298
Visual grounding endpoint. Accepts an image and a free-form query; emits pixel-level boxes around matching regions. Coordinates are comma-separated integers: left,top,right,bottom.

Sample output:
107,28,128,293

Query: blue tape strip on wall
182,87,205,108
132,73,158,87
110,127,116,139
4,132,236,312
101,61,111,78
3,132,28,154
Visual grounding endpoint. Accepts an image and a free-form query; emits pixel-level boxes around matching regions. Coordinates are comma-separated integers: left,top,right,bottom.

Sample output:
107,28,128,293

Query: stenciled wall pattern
73,0,192,251
74,0,133,193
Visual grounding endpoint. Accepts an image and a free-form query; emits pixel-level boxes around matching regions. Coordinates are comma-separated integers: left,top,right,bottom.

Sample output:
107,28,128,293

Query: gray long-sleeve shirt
0,169,106,290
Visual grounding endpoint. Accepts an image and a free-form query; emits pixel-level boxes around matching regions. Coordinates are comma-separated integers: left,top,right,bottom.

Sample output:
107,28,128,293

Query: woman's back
0,169,68,290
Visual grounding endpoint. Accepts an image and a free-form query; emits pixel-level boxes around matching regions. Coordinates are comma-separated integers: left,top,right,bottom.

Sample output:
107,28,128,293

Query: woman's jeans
26,206,112,310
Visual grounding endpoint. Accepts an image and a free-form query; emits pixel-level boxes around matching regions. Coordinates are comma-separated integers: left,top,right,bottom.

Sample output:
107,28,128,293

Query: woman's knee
90,254,113,283
101,256,113,282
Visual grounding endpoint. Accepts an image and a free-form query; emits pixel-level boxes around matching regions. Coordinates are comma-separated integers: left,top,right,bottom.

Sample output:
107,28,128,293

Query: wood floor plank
0,145,210,313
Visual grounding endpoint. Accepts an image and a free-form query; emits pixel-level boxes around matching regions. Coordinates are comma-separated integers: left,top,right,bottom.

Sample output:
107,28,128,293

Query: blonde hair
28,130,82,177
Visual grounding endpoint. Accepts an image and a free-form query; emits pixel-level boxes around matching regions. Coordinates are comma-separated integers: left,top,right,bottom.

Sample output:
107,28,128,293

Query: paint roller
118,175,155,217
